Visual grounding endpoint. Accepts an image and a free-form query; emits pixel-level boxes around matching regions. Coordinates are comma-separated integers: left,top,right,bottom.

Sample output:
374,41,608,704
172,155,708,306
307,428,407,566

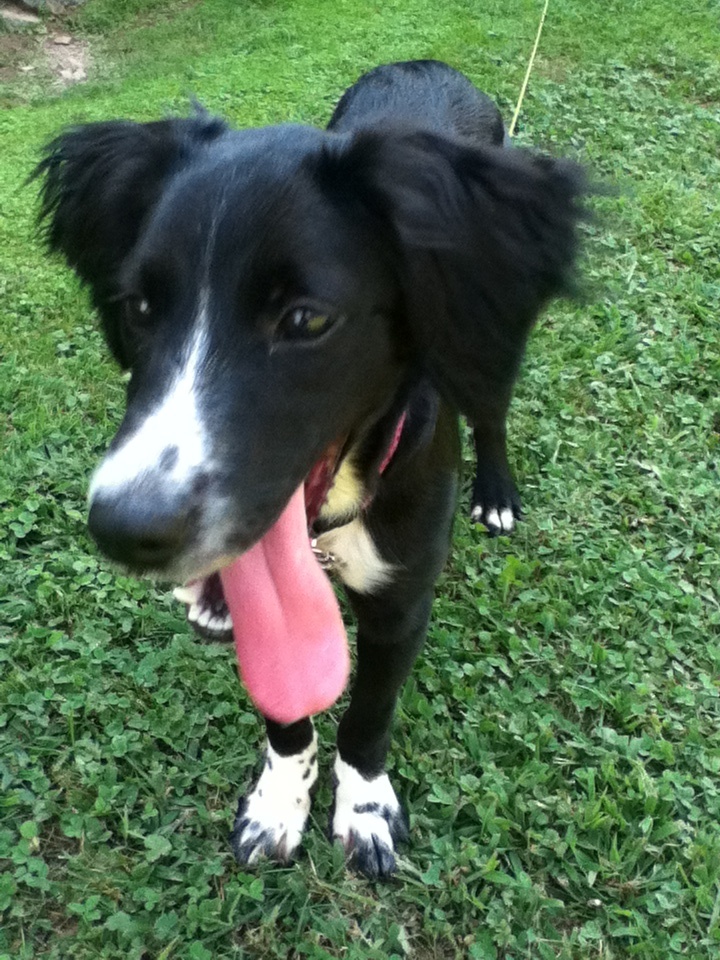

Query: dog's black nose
88,493,191,570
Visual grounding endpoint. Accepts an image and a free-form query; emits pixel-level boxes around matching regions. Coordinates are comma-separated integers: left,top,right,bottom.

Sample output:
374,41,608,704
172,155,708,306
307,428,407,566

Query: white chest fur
314,517,395,595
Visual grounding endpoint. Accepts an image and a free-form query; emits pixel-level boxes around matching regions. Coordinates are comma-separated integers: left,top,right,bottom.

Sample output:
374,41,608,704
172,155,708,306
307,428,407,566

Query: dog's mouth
173,573,234,641
172,441,351,724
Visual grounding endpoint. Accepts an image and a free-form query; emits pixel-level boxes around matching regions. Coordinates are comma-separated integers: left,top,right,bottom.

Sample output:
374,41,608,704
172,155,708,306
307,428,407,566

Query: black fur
329,60,581,530
35,112,228,365
34,61,586,878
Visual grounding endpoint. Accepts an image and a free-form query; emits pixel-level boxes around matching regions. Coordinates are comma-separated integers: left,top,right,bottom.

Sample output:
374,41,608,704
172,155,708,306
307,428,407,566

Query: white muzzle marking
89,318,210,504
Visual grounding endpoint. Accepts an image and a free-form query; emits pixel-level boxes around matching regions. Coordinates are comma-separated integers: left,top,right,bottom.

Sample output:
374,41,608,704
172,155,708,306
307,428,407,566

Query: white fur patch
332,755,402,852
499,507,515,532
472,504,515,533
314,517,395,594
232,732,318,863
485,508,501,530
89,297,211,503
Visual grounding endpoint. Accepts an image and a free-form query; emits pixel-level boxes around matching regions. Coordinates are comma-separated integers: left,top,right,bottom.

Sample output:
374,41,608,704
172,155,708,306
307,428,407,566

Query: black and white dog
35,61,585,878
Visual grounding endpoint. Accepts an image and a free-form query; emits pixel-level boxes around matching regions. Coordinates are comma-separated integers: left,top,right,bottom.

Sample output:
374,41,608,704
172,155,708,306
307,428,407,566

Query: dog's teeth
208,615,225,632
187,603,201,623
198,608,212,628
174,583,204,605
221,614,233,631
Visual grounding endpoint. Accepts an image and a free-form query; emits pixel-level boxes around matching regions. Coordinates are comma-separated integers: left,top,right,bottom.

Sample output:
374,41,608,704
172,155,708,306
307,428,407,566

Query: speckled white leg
231,731,318,864
331,755,408,878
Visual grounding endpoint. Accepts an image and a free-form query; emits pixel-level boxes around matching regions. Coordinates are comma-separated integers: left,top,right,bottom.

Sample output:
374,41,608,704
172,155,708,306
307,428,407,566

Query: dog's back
328,59,505,147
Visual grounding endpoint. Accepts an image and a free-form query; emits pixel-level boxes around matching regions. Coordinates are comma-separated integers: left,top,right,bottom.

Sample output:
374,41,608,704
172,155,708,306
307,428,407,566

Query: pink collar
305,410,407,531
379,410,407,475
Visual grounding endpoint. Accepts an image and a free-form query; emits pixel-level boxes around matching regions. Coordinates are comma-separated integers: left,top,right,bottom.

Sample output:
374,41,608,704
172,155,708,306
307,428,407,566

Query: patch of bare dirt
0,3,90,89
0,31,32,82
43,31,89,86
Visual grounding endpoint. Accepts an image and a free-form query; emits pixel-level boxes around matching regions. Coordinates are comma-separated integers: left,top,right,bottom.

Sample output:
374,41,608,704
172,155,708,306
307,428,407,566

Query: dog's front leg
331,587,434,879
230,717,317,864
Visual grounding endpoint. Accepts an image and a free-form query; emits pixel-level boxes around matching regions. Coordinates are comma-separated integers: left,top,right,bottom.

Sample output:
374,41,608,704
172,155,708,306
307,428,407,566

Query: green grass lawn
1,1,719,957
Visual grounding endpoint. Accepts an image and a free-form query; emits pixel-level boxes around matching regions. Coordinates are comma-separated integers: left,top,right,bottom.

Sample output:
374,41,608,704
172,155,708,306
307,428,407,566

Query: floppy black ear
32,113,226,361
320,130,587,424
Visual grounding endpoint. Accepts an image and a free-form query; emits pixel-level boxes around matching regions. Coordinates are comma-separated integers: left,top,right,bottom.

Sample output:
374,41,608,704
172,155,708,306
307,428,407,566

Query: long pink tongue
219,485,350,724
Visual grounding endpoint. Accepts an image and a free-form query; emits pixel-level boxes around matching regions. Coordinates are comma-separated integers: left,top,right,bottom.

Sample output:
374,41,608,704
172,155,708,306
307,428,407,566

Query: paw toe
469,465,522,534
230,814,272,864
346,830,397,879
331,756,408,880
484,507,501,533
470,497,521,535
230,805,296,865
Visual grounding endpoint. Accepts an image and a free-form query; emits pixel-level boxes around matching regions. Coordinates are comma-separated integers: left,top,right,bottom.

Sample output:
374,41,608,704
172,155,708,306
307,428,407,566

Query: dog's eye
278,307,335,340
126,297,152,324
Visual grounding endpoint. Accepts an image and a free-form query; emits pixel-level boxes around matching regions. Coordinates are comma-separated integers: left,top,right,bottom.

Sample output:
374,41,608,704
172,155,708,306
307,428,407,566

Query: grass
1,0,719,957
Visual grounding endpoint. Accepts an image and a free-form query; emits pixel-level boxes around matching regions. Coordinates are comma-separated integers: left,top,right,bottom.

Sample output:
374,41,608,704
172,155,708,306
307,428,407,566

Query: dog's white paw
231,734,318,864
470,503,516,534
331,755,408,879
470,466,522,536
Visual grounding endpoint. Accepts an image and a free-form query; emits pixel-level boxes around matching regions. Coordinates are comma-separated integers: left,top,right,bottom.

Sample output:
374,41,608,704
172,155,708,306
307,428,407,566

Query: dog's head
35,111,585,582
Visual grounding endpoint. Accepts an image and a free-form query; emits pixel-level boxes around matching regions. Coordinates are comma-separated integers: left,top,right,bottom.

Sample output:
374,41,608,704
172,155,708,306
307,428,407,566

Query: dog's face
36,113,585,582
84,128,404,581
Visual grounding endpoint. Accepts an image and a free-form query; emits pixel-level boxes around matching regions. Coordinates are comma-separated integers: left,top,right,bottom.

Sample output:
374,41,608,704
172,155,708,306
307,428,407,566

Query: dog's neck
311,404,408,534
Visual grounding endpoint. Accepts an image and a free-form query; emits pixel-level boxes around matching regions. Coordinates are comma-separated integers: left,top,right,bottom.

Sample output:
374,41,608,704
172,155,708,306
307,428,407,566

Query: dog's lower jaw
230,731,318,865
331,755,408,880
